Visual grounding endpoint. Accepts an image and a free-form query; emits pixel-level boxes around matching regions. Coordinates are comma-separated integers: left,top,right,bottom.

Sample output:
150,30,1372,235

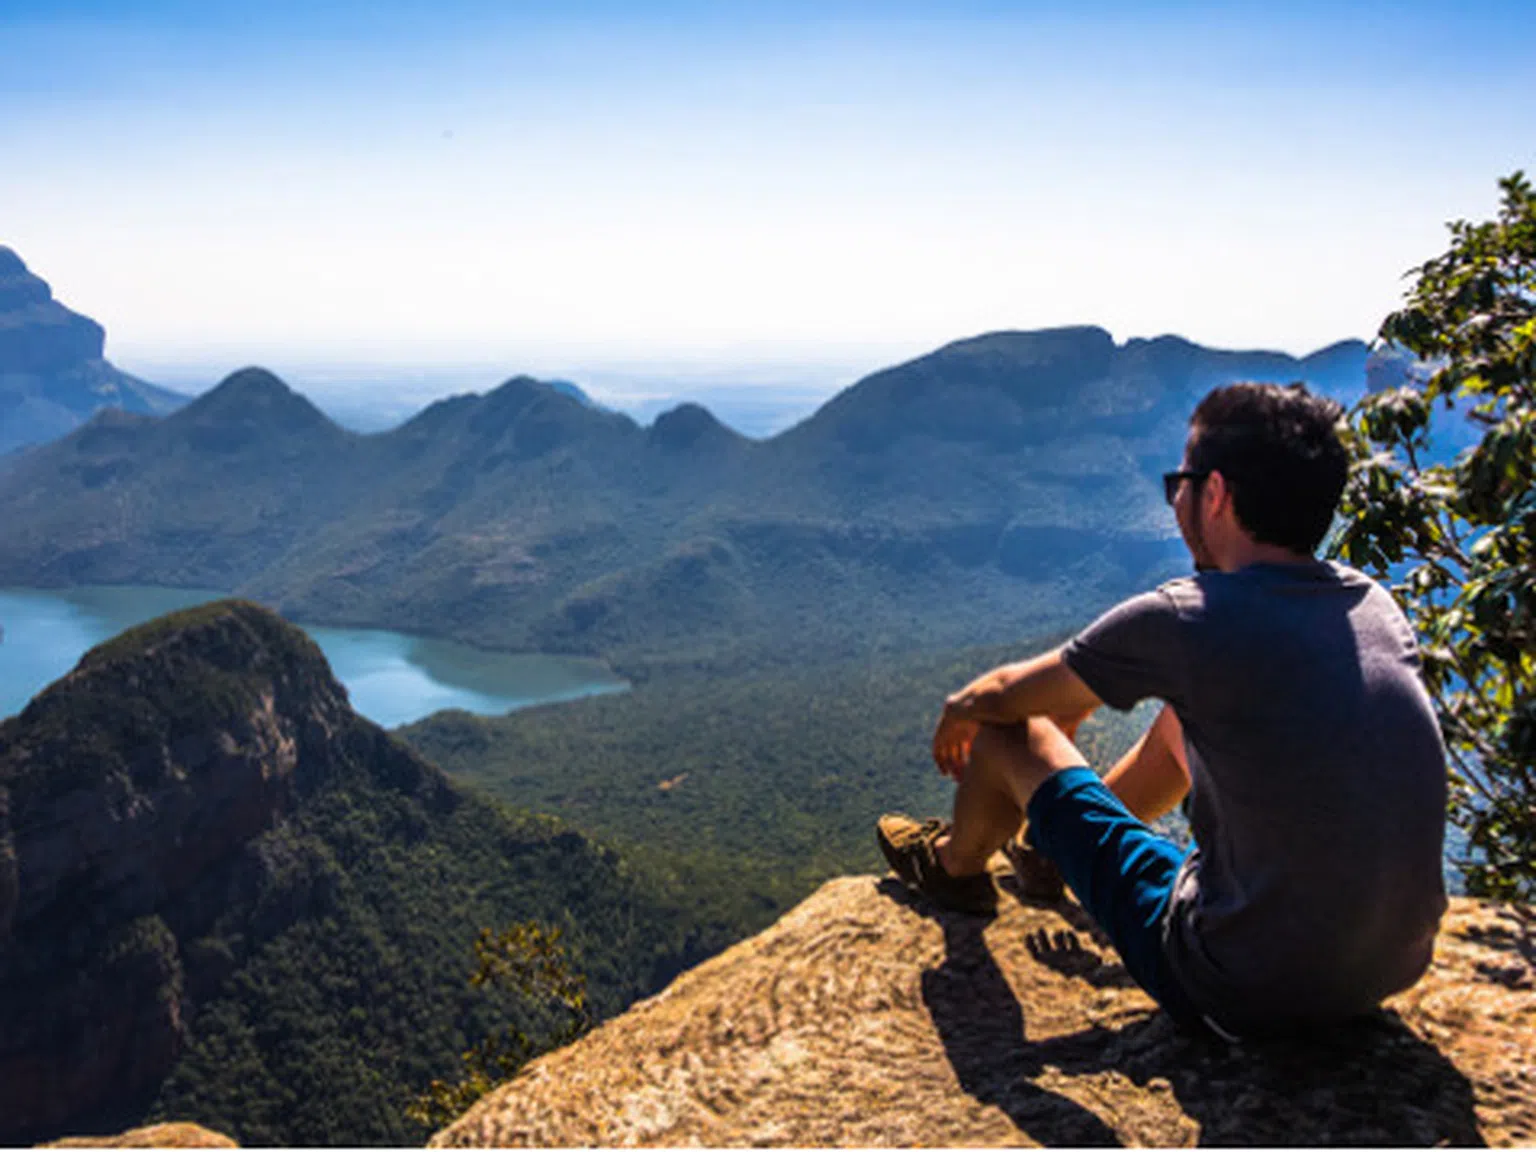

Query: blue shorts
1024,766,1207,1029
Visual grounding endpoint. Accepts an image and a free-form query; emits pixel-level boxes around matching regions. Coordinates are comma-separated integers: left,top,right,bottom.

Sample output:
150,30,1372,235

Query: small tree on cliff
1332,171,1535,901
407,920,591,1128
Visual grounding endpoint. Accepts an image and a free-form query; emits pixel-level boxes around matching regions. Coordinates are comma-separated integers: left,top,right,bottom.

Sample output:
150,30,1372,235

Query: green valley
399,635,1162,934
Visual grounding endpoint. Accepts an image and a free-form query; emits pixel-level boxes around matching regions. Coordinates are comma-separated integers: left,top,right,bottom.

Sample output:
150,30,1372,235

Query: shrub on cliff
407,920,591,1128
1334,171,1535,900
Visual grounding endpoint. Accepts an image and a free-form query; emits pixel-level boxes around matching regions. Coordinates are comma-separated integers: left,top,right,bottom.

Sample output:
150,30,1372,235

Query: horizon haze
3,0,1533,395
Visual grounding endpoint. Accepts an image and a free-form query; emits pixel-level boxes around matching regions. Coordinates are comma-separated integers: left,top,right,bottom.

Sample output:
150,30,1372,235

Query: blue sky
2,1,1532,393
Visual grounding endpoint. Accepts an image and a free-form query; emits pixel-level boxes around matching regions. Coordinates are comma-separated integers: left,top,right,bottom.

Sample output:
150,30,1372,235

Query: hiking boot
876,813,997,916
1005,835,1066,902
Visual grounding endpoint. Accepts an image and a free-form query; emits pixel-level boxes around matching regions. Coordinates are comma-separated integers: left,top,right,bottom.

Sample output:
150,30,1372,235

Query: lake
0,586,628,728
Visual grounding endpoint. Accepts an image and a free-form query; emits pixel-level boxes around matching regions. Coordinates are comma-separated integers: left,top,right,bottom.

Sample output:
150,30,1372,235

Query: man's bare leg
937,717,1088,877
932,705,1191,880
975,706,1191,879
1101,705,1190,822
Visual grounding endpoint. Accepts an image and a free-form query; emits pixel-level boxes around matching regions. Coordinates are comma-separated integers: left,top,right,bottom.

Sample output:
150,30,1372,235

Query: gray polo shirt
1063,560,1448,1032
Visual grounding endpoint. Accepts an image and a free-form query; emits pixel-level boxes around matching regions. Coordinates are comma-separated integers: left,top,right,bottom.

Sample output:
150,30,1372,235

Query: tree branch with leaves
407,920,592,1129
1332,171,1535,901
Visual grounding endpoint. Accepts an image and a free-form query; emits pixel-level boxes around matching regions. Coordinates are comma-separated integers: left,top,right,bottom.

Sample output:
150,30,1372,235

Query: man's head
1171,381,1348,569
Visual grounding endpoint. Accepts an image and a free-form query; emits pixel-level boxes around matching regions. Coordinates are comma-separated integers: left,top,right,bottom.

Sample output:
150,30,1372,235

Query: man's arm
933,647,1103,777
944,646,1102,726
1101,704,1190,822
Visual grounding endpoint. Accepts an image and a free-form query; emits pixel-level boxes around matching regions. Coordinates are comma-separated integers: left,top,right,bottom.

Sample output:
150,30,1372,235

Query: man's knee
970,718,1086,796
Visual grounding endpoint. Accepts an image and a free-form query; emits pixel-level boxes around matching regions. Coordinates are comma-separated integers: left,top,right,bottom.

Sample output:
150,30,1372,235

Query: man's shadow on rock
881,878,1124,1146
879,879,1485,1147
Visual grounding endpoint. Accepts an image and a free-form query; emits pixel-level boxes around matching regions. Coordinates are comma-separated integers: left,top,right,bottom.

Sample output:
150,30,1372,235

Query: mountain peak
788,325,1120,452
476,375,574,423
1124,332,1200,353
432,876,1533,1148
468,374,636,450
209,366,302,401
5,599,348,804
75,597,331,683
937,325,1116,362
177,367,342,440
648,402,744,452
0,246,104,369
546,378,596,407
0,246,31,278
1304,337,1370,362
488,373,545,396
0,247,187,454
481,374,596,413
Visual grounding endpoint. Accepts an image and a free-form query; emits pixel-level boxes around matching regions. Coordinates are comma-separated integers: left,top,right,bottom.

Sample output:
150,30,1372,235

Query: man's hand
932,705,981,780
931,650,1103,781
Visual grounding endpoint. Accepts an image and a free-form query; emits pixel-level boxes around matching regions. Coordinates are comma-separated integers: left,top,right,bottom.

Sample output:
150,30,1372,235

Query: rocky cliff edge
433,873,1534,1147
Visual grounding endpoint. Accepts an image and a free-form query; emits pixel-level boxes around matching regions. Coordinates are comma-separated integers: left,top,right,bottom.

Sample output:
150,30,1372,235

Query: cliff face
0,246,106,373
0,601,452,1143
0,603,361,943
0,246,185,454
433,874,1535,1148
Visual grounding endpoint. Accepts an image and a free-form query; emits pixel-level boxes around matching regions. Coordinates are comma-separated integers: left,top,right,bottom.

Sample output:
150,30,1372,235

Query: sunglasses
1162,469,1209,505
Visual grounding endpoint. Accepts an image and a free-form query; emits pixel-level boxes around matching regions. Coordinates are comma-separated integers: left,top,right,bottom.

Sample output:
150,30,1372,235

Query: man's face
1175,436,1217,572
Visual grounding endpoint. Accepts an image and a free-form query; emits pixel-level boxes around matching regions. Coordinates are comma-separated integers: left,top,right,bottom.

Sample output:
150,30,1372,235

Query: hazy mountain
297,373,600,434
545,378,596,407
0,600,717,1146
0,247,187,455
0,326,1376,672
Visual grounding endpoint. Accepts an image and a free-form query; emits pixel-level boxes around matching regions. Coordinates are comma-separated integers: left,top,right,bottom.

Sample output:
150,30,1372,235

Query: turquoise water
0,586,628,728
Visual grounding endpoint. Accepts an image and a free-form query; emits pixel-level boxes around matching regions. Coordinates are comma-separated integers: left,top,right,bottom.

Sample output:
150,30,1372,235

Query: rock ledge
433,875,1534,1147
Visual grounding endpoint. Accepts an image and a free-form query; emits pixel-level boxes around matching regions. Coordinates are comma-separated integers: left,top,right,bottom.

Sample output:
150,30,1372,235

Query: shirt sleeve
1061,588,1184,712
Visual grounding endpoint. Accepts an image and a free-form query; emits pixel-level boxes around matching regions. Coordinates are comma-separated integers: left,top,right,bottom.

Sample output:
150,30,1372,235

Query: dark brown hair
1187,381,1348,554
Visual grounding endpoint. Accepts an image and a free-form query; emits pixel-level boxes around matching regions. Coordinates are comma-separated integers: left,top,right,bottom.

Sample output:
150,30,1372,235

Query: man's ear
1204,469,1232,516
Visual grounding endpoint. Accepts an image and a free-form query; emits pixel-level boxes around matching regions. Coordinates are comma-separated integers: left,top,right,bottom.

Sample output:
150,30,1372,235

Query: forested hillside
0,602,723,1146
400,632,1163,934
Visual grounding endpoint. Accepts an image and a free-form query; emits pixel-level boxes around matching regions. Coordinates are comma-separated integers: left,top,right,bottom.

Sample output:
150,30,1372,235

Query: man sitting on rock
878,381,1448,1038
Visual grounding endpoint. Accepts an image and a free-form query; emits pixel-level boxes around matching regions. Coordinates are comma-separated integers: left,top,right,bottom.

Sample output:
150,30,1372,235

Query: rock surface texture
433,874,1535,1147
39,1122,238,1148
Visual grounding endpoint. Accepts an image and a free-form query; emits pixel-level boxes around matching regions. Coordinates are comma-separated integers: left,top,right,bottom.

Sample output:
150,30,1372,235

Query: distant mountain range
0,247,187,455
0,325,1392,672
